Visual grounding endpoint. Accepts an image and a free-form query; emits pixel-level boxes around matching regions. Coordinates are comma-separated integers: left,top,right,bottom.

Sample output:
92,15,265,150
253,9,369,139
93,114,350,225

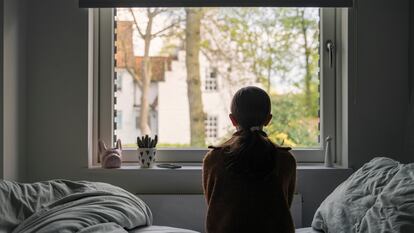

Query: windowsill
88,163,350,171
84,162,353,194
89,163,202,171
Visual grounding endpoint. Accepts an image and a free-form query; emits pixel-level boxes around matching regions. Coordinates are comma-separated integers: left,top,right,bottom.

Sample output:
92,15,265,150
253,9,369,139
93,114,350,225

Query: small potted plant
137,135,158,168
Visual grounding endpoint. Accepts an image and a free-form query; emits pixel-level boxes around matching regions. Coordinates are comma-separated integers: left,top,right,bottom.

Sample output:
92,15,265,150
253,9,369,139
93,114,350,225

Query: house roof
115,21,134,68
134,56,172,82
115,21,172,82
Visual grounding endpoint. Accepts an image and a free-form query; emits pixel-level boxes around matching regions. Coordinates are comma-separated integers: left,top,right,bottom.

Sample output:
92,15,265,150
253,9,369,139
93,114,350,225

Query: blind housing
79,0,353,8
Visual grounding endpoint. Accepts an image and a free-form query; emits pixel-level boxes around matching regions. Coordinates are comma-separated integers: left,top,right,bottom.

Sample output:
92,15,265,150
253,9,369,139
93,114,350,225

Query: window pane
114,7,320,149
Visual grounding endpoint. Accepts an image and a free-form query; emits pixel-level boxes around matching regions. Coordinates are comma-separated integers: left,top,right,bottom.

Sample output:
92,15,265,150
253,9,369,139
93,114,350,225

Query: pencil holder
138,148,157,168
137,135,158,168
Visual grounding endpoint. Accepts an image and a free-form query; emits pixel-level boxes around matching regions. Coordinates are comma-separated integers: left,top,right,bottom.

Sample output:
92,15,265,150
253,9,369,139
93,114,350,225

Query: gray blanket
0,180,152,233
312,157,414,233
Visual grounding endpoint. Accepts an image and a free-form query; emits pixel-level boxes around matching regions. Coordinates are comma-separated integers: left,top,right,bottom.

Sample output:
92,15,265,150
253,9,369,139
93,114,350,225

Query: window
205,67,218,91
115,110,122,130
94,7,338,163
115,75,122,91
205,115,218,141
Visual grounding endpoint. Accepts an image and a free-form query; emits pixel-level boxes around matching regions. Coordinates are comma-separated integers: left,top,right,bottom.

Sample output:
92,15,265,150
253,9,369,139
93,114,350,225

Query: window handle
326,40,335,69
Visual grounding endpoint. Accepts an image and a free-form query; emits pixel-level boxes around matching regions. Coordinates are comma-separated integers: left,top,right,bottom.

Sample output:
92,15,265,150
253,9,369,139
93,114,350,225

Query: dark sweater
202,147,296,233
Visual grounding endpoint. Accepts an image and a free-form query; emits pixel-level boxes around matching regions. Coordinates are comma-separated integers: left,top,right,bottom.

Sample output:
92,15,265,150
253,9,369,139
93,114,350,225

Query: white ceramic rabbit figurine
98,139,122,169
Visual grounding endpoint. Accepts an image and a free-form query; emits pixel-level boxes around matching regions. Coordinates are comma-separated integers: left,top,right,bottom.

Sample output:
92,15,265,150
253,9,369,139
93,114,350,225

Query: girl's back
203,146,296,233
202,86,297,233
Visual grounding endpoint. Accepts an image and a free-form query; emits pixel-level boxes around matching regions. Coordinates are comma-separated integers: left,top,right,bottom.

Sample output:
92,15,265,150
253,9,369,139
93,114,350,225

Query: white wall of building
115,69,158,146
158,51,191,145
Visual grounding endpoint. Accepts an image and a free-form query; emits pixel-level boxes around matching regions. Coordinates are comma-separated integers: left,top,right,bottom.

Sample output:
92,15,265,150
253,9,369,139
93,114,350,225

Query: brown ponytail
215,86,279,177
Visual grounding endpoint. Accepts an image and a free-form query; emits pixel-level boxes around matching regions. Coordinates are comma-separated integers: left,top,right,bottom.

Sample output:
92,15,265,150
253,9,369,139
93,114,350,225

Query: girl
203,86,297,233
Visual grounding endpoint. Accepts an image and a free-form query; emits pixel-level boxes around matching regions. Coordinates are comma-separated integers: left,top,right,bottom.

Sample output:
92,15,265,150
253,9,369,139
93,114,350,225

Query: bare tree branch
151,19,183,38
129,9,145,38
152,8,169,15
127,68,143,88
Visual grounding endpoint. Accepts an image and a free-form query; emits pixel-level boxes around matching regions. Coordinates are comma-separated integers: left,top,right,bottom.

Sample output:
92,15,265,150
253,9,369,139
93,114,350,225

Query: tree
213,8,320,146
119,8,182,135
295,9,319,116
185,8,205,147
199,8,259,94
266,93,318,147
218,8,294,92
280,8,319,116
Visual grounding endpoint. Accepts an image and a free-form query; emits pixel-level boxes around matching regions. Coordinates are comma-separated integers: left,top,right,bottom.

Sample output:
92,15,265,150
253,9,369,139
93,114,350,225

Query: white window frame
91,8,340,165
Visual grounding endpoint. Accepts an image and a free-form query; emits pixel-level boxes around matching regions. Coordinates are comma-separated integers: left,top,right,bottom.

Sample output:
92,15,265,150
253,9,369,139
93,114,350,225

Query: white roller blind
79,0,353,8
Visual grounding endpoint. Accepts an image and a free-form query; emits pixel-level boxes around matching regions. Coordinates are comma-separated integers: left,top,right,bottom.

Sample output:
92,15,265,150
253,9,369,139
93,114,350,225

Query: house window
115,110,122,130
115,74,122,91
94,7,338,163
205,115,218,139
205,67,218,91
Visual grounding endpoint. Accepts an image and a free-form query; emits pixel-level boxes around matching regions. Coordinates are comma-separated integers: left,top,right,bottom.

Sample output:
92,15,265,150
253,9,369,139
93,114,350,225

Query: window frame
92,7,340,165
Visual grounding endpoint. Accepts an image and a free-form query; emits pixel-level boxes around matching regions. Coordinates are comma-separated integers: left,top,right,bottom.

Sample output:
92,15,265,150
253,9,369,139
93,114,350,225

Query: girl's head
229,86,272,130
218,86,278,177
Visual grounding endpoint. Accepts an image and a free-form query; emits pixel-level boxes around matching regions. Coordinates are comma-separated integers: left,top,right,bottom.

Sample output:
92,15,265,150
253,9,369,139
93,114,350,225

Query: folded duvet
0,180,152,233
312,157,414,233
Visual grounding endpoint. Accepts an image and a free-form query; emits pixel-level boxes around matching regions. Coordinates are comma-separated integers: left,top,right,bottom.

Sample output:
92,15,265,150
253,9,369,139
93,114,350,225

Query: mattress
129,225,199,233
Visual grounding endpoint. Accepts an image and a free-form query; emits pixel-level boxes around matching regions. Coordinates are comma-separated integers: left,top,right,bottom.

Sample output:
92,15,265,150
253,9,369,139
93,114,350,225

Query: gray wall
26,0,89,181
3,0,408,228
347,0,411,169
405,0,414,156
3,0,27,181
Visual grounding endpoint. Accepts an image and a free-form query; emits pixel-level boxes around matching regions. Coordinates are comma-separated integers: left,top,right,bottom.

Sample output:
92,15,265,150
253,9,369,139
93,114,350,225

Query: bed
3,157,413,233
0,179,198,233
309,157,414,233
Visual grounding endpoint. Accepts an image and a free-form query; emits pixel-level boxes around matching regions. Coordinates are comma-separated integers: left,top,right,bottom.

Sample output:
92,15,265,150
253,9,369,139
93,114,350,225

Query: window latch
326,40,335,69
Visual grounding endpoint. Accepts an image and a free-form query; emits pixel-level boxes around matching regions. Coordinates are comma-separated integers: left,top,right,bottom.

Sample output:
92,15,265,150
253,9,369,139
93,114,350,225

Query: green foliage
219,8,295,90
216,8,320,147
266,93,319,147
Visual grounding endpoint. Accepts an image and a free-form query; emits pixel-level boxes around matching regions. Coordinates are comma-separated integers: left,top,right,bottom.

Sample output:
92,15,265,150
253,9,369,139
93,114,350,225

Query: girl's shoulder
275,145,292,151
274,146,296,167
203,146,224,164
